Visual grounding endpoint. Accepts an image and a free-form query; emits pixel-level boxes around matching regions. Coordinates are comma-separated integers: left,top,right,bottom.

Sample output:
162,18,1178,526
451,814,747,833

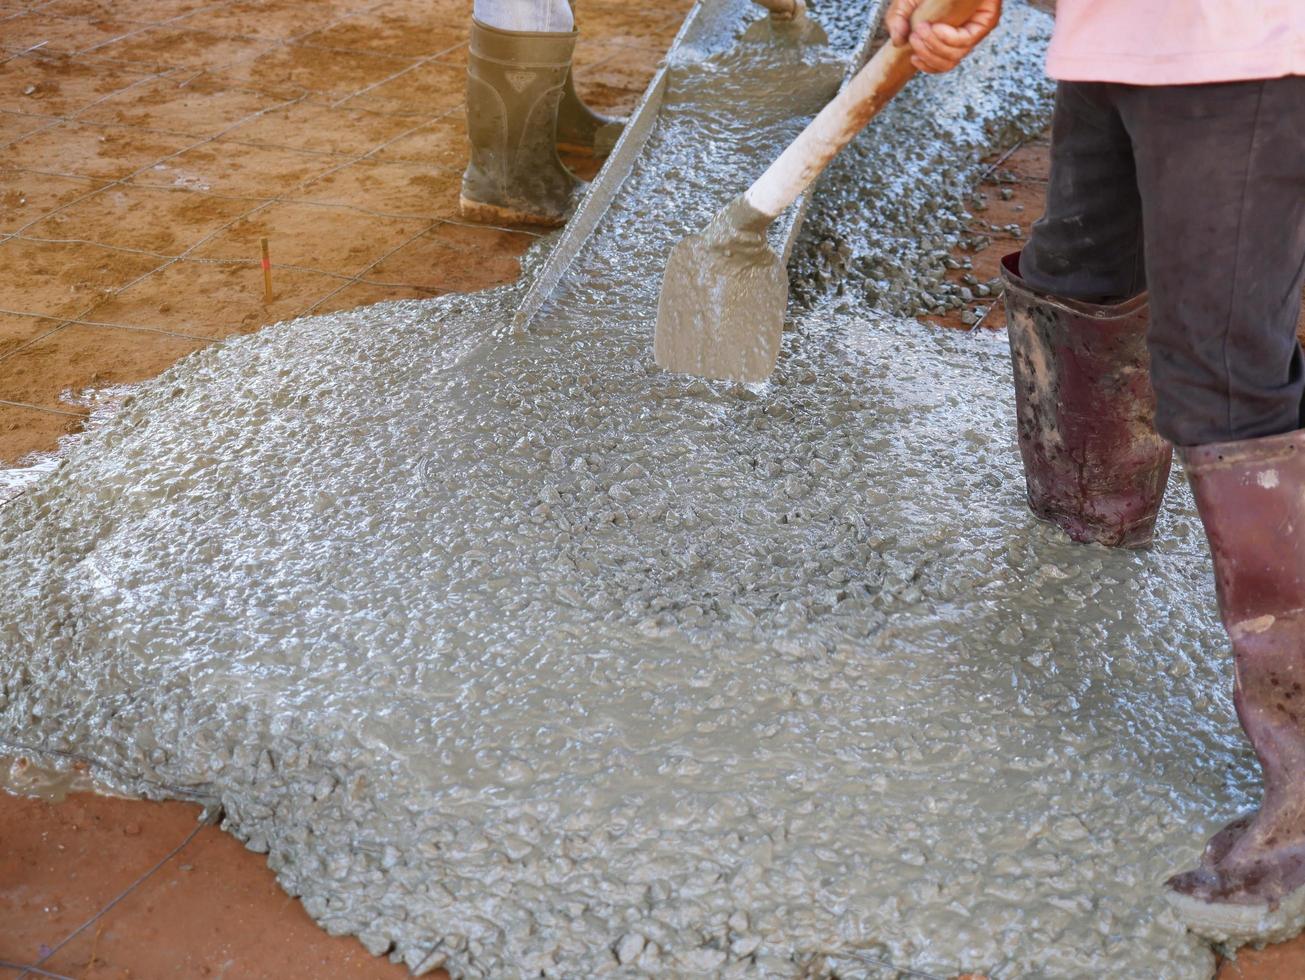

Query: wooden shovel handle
744,0,986,218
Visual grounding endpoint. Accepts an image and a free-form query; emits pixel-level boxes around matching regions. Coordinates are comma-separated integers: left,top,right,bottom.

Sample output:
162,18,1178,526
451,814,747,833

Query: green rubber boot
556,68,624,157
556,0,624,157
460,20,585,228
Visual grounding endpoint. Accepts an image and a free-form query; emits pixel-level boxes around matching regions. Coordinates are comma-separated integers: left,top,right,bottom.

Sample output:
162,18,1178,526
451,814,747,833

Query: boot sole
459,195,567,230
1165,880,1305,947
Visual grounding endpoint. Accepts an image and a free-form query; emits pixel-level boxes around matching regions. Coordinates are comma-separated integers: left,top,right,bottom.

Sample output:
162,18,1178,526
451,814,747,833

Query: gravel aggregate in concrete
1,3,1230,977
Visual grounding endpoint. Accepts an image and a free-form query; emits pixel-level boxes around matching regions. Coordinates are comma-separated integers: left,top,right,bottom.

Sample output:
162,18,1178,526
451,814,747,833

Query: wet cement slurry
0,1,1271,976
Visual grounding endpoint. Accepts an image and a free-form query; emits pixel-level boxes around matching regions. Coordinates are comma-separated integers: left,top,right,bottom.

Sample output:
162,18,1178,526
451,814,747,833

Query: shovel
654,0,983,382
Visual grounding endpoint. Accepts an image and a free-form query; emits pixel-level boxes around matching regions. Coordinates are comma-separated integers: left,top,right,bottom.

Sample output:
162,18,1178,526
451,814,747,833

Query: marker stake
260,237,273,304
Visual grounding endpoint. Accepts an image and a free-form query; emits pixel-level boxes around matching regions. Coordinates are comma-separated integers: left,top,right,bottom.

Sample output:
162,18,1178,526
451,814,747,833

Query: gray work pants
1021,77,1305,447
473,0,574,31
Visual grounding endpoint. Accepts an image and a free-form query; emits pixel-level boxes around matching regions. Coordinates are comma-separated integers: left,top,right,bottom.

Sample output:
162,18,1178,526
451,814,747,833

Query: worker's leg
556,0,624,156
1123,77,1305,448
1170,431,1305,935
1021,82,1146,303
1120,76,1305,929
461,0,583,227
473,0,623,154
1001,82,1171,548
472,0,573,32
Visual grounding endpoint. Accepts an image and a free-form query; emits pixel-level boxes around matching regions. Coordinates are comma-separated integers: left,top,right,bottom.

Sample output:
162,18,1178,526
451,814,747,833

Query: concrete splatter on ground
1,2,1234,977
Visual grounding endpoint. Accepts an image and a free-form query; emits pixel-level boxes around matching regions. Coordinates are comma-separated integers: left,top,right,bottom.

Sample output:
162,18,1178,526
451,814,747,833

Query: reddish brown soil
0,0,677,468
3,2,1305,978
0,792,421,980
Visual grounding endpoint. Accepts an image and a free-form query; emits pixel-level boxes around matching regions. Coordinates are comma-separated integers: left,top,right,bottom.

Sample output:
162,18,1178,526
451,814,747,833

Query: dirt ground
3,1,1305,978
0,0,684,467
1,790,417,979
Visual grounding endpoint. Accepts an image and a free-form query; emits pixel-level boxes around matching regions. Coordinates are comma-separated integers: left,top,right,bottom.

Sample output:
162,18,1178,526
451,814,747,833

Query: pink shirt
1046,1,1305,85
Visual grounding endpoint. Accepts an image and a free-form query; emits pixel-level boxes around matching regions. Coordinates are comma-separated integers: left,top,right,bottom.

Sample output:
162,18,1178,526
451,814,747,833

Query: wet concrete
0,2,1235,977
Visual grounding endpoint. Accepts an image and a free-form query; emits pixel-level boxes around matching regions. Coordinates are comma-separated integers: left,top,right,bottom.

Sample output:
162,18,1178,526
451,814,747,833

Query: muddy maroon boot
1166,429,1305,944
1001,251,1172,548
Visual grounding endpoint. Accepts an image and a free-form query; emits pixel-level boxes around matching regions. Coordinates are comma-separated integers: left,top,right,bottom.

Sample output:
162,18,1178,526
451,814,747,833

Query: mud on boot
1001,251,1172,548
461,20,586,228
1166,430,1305,947
556,69,624,157
555,0,624,157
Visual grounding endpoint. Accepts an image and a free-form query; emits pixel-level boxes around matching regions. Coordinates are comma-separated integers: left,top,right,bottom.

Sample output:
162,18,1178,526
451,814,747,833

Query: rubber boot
555,1,624,157
556,69,624,157
1001,251,1172,548
1166,430,1305,945
461,20,585,228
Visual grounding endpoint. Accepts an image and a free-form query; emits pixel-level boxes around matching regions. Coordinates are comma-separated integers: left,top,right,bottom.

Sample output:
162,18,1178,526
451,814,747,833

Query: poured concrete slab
1,3,1233,977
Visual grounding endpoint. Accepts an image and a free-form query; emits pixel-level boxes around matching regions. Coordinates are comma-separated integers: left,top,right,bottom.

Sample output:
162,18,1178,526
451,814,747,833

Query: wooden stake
260,237,273,304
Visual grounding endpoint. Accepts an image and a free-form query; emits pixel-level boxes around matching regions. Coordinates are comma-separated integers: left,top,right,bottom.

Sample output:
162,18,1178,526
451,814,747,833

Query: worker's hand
886,0,1002,74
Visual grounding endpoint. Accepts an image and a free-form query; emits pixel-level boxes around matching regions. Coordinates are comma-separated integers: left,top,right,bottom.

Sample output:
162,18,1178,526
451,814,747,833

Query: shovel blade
654,229,789,383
